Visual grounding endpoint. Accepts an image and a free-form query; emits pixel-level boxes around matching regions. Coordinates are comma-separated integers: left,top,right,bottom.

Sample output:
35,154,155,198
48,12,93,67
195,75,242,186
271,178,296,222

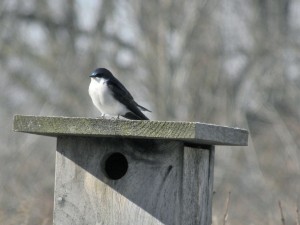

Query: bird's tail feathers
123,112,149,120
137,104,151,112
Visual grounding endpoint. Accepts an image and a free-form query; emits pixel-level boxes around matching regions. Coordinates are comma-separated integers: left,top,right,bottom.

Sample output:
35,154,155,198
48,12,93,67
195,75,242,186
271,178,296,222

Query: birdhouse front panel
53,136,213,225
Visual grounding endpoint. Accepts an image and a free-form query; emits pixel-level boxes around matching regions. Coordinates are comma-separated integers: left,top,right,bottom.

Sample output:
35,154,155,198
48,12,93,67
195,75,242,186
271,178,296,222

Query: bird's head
89,68,113,79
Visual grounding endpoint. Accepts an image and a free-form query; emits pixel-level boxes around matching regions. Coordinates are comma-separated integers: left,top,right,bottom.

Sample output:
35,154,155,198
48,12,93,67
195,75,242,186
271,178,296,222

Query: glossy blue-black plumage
90,68,151,120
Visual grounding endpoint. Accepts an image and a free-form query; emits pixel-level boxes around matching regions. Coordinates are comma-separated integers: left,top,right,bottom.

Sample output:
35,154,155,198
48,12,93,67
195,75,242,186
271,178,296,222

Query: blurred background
1,0,300,224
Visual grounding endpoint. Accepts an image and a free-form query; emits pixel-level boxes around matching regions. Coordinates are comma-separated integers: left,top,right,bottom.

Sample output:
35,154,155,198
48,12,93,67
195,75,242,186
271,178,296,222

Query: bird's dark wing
107,78,149,120
108,76,134,100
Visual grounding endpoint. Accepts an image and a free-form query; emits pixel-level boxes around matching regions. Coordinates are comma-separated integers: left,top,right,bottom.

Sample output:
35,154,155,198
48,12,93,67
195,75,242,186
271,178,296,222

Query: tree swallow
89,68,151,120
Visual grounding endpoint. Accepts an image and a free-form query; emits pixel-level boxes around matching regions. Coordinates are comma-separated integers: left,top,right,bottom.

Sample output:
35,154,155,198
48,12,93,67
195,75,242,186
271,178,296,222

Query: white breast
88,78,129,116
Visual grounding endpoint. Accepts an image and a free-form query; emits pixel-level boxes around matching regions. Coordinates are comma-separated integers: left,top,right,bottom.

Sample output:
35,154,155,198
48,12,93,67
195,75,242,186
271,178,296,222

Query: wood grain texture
54,136,214,225
207,146,215,225
14,115,248,146
180,145,214,225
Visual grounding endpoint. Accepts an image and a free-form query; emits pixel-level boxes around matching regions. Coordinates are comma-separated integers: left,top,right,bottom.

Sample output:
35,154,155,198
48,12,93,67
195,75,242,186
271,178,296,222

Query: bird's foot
111,115,119,120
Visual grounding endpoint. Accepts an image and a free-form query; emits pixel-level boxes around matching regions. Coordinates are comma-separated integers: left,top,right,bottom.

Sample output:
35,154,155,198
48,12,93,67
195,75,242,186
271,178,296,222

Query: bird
88,68,151,120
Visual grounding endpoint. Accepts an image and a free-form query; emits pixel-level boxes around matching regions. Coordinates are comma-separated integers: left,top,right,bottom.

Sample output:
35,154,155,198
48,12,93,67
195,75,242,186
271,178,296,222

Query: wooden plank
13,115,248,146
180,145,214,225
54,136,214,225
207,146,215,225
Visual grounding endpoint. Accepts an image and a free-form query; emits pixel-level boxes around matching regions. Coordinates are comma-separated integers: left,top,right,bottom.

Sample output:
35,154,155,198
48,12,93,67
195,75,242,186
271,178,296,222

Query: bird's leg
101,113,106,119
117,115,120,119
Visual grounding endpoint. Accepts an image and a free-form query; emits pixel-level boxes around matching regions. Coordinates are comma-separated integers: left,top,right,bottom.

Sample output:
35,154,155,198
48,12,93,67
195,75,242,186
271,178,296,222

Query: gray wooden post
13,115,248,225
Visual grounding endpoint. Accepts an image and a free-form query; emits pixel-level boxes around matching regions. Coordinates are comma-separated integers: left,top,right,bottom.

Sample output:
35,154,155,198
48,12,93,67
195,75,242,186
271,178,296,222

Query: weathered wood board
13,115,248,146
54,136,215,225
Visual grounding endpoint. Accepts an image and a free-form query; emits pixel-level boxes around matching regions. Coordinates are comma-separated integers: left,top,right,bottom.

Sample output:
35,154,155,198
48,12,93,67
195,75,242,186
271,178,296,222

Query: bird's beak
89,73,96,77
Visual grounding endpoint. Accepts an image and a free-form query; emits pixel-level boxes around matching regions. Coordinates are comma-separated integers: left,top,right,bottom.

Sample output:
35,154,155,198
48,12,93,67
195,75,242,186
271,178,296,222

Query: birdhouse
13,115,248,225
